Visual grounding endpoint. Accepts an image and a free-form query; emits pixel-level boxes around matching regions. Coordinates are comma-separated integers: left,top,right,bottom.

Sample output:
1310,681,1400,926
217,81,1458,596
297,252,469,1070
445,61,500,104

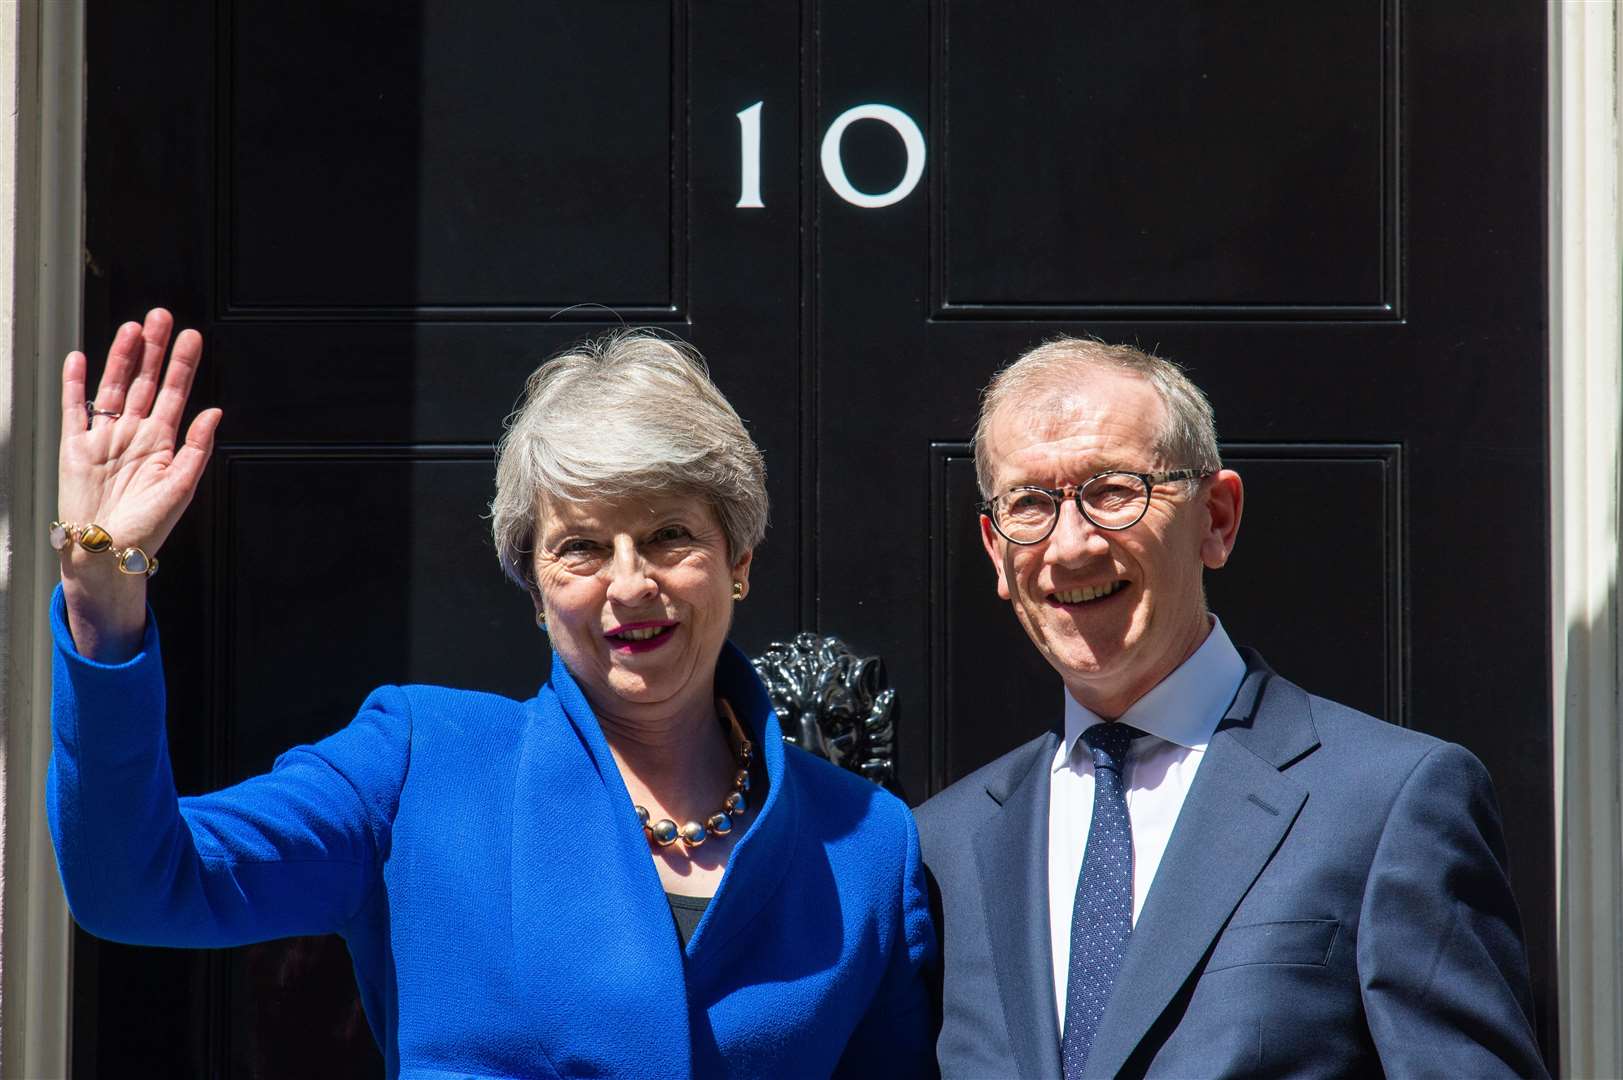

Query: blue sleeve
46,585,411,947
1358,741,1549,1077
834,806,940,1079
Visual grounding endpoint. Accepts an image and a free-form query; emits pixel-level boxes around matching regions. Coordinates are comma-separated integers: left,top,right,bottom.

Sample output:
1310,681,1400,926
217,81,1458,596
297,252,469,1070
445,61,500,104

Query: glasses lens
1081,472,1150,528
995,488,1058,542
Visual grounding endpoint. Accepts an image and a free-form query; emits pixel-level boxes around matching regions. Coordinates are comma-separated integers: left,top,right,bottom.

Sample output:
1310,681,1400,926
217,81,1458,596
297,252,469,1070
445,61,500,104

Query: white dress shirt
1047,616,1246,1028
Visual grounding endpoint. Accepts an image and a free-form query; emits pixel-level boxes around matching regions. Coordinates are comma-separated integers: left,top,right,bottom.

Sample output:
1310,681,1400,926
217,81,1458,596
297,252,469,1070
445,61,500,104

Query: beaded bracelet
48,521,159,577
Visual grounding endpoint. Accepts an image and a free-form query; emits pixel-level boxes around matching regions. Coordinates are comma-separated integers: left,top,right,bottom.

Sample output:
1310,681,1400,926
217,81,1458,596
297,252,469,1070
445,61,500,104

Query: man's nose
604,538,657,603
1044,498,1110,563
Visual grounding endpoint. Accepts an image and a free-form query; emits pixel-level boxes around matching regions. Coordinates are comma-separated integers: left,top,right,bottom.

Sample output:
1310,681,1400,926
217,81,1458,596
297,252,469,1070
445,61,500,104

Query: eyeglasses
978,469,1212,544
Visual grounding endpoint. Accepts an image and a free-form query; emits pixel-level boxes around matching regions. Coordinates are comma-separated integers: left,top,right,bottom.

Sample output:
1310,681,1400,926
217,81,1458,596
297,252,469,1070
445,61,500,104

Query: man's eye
1088,483,1137,506
1006,493,1051,517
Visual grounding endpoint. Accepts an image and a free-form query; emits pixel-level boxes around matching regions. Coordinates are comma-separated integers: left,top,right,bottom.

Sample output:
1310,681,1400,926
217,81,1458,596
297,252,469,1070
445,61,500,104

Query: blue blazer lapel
686,643,797,959
1081,654,1317,1080
974,733,1064,1080
510,657,695,1077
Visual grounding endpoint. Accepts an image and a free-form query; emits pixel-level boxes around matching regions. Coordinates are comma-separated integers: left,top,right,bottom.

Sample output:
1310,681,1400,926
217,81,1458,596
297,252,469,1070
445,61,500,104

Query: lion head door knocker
751,633,897,788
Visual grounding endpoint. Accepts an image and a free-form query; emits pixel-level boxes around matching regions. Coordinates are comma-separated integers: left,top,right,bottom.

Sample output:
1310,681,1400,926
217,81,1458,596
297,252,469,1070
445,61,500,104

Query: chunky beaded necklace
635,699,754,852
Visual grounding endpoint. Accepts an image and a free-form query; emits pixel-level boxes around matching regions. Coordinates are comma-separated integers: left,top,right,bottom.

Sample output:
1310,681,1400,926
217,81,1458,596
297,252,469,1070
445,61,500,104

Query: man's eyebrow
1003,461,1144,488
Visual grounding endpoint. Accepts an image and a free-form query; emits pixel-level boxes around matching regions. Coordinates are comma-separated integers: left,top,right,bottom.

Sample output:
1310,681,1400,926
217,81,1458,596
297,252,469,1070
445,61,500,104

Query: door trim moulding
1549,3,1623,1076
2,1,84,1077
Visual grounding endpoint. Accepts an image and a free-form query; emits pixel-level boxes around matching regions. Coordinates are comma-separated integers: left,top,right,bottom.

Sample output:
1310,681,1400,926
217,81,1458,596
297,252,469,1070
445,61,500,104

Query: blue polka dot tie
1061,721,1143,1078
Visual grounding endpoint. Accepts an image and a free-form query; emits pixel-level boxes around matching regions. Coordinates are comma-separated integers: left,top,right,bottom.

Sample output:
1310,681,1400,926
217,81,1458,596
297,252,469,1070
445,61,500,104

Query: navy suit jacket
916,650,1547,1078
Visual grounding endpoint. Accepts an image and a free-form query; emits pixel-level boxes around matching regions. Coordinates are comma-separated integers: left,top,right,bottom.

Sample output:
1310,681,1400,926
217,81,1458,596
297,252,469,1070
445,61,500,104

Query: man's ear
980,514,1013,600
1200,469,1244,569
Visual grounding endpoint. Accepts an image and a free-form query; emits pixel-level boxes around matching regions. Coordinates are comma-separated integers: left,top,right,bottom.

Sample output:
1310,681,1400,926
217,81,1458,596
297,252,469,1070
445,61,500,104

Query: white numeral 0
819,104,927,209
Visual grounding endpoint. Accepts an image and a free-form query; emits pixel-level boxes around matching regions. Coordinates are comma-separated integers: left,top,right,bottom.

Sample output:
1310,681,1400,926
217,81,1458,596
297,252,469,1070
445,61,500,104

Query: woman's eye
555,539,601,558
650,525,690,544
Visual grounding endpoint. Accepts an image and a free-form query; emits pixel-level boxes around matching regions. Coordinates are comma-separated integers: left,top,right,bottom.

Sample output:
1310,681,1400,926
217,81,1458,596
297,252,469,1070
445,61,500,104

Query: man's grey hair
490,330,768,588
973,336,1222,498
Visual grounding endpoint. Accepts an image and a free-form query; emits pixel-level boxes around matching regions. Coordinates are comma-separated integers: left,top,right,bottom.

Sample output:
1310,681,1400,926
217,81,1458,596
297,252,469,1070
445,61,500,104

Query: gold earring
535,610,547,629
731,581,744,601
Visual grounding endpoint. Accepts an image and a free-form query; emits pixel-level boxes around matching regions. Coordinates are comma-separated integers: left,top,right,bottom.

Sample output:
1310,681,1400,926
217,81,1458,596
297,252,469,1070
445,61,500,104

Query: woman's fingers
89,319,150,421
61,350,88,434
171,407,223,490
59,316,218,560
148,327,204,432
121,309,174,421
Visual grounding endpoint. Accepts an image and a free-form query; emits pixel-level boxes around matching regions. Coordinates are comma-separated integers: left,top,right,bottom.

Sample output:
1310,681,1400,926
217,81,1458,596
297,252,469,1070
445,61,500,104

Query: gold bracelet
48,521,159,577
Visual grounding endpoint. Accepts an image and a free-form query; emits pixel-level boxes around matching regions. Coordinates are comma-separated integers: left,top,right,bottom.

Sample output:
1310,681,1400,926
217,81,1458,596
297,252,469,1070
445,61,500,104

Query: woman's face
530,492,751,726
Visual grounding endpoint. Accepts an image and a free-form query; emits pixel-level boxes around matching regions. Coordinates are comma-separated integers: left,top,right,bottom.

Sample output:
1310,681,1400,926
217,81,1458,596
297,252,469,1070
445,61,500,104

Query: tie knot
1081,721,1141,771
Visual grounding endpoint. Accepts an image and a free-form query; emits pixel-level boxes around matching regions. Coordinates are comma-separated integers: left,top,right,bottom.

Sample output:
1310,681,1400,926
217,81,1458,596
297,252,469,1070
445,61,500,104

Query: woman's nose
604,538,657,603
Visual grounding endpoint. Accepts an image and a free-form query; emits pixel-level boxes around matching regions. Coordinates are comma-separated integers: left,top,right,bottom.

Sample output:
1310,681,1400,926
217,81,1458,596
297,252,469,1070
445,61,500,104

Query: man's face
979,371,1242,717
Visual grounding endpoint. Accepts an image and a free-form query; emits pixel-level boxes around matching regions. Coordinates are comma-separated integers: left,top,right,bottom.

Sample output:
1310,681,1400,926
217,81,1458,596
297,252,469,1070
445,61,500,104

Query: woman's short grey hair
491,330,768,588
973,336,1222,498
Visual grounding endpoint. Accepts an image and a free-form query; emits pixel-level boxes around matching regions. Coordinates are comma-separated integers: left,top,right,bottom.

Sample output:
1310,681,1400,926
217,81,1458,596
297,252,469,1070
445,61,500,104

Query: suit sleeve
46,585,411,947
834,806,940,1079
1357,741,1548,1078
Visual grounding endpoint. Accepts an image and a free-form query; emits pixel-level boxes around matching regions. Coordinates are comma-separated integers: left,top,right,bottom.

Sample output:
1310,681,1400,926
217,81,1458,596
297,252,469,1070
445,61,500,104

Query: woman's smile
606,620,679,653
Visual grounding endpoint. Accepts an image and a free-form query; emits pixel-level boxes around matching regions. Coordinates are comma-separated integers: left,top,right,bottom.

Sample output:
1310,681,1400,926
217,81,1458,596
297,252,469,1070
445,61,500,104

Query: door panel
939,0,1394,314
79,1,1554,1073
225,3,679,313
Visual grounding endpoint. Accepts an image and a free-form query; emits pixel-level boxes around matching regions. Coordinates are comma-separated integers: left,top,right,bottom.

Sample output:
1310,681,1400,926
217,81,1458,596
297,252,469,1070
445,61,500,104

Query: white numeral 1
736,101,764,209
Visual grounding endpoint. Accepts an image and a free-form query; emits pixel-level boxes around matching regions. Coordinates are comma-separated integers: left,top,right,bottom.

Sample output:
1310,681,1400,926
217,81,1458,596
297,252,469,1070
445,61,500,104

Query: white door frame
1550,4,1623,1076
1,2,84,1076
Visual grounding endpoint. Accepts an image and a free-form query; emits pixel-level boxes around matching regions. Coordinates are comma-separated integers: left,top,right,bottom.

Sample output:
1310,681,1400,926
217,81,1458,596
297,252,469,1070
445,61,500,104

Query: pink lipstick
605,621,678,653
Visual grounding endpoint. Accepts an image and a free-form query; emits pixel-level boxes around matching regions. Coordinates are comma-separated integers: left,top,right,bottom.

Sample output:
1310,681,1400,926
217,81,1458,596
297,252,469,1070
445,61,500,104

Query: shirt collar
1056,615,1246,770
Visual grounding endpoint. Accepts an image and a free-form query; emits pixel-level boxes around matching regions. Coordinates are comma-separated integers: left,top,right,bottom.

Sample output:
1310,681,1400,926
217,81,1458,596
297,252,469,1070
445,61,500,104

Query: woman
48,310,935,1078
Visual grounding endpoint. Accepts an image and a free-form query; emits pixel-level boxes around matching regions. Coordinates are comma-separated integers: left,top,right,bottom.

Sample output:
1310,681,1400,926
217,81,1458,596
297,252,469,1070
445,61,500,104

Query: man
915,338,1546,1078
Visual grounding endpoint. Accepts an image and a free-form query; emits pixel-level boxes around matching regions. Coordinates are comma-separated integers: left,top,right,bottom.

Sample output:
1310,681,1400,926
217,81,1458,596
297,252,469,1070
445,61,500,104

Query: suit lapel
975,733,1064,1080
510,667,694,1076
1081,656,1317,1080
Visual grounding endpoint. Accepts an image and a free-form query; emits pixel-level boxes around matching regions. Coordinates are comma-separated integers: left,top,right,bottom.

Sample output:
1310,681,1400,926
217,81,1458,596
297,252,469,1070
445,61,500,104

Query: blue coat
47,587,935,1079
916,649,1546,1079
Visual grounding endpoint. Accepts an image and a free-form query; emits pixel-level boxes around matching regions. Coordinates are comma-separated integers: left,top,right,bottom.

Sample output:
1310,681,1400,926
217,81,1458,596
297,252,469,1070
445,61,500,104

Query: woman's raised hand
57,308,222,660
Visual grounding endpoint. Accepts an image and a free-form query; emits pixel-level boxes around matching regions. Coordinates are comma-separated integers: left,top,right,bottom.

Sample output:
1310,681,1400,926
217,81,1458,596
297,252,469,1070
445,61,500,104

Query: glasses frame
978,469,1213,545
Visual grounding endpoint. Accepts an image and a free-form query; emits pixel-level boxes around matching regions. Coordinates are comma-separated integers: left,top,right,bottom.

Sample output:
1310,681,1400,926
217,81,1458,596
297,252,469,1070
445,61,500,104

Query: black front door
79,2,1552,1074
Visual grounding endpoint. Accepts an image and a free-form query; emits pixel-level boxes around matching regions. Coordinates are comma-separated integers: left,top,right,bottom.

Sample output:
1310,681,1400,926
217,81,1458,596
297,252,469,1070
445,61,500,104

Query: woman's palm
59,309,221,555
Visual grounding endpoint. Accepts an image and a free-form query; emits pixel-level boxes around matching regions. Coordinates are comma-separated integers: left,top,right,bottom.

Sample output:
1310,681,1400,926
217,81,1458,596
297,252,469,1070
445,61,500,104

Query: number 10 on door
736,101,927,210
